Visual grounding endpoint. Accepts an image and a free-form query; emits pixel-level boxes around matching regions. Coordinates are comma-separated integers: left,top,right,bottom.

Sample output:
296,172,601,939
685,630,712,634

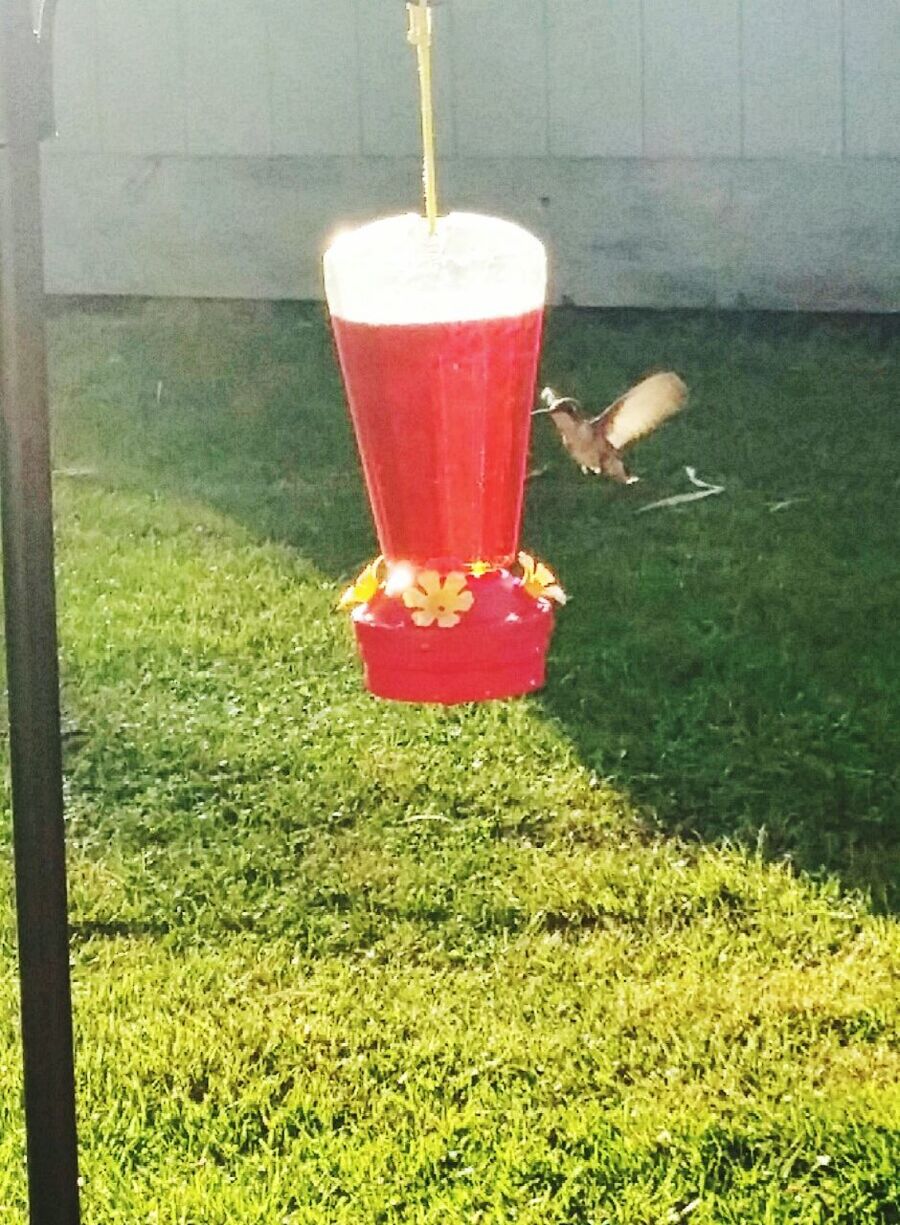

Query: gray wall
43,0,900,309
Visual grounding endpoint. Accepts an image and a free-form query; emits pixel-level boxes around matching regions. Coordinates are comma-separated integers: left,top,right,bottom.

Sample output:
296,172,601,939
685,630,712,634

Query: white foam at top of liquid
323,212,547,325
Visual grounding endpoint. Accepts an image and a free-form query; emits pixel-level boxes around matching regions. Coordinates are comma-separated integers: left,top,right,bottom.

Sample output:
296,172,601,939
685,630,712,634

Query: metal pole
0,1,81,1220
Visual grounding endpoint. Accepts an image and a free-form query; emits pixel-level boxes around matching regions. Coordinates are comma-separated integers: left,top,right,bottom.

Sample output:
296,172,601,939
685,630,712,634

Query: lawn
0,300,898,1222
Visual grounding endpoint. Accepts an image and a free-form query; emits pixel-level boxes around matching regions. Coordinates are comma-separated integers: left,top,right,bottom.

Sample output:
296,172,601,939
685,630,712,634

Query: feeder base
351,570,555,705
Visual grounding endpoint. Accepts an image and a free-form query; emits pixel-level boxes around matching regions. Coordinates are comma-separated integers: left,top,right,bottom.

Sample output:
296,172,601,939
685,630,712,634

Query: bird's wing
594,371,687,451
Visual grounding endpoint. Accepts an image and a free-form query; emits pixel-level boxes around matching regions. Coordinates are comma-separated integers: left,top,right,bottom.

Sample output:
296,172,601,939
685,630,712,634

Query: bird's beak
533,387,581,416
532,387,556,415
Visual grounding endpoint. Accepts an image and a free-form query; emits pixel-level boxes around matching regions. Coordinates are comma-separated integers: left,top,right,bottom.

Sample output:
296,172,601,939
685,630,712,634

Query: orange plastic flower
339,557,383,608
402,570,474,628
518,552,567,605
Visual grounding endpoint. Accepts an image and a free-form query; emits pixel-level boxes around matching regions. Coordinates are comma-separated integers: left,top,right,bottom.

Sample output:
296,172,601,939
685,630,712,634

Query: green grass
0,299,898,1222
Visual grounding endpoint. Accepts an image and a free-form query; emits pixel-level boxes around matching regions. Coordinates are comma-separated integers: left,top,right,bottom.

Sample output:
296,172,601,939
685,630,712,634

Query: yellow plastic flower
468,560,494,578
402,570,474,628
518,552,567,605
339,557,383,608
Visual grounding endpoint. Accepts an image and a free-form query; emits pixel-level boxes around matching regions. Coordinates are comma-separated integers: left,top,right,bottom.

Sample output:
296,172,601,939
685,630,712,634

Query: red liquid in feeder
331,309,544,566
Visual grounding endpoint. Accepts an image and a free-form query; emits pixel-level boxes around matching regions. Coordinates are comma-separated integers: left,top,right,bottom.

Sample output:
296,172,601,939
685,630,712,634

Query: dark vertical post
0,1,81,1221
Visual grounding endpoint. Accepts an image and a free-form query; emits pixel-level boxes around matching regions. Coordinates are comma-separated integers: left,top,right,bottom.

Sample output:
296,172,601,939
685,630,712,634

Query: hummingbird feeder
325,1,564,704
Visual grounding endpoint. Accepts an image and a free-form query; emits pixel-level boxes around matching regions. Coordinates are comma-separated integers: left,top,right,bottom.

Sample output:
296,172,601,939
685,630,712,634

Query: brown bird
534,371,688,484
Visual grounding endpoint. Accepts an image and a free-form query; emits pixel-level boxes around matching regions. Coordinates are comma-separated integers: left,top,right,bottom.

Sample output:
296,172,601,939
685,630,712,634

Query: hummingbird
534,371,688,484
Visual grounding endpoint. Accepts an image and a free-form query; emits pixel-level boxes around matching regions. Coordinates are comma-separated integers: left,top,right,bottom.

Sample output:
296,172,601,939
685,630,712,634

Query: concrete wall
42,0,900,310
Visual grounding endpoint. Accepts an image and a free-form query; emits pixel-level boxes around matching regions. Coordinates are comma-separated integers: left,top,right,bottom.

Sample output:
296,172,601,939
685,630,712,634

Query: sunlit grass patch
0,301,896,1220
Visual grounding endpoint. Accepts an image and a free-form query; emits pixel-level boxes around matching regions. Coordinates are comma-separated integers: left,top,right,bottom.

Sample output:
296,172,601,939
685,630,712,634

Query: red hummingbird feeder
324,3,564,704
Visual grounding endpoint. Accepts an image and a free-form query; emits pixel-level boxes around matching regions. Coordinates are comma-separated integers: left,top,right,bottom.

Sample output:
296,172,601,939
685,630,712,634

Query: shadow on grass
49,299,900,909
